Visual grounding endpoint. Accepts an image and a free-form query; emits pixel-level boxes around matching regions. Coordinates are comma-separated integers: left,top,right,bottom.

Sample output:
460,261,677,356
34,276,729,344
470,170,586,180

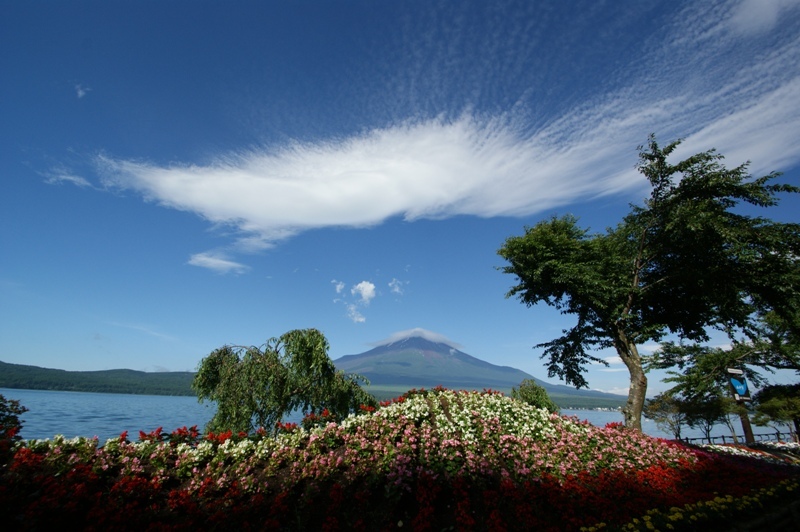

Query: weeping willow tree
193,328,376,434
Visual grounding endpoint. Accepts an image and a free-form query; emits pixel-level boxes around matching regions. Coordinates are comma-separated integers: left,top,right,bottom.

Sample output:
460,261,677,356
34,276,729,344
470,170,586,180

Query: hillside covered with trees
0,361,194,396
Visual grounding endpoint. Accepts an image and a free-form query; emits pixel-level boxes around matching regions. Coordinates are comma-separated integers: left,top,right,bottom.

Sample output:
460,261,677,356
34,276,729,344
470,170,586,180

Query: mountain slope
334,336,625,407
0,360,195,396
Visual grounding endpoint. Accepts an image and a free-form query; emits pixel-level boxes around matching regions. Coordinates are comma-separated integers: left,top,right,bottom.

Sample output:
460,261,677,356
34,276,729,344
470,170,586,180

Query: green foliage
0,393,27,440
0,393,28,464
753,312,800,372
498,214,623,389
645,390,739,442
192,328,377,434
510,379,560,413
498,134,799,430
752,383,800,436
643,393,690,440
644,342,769,442
644,342,770,400
681,394,732,442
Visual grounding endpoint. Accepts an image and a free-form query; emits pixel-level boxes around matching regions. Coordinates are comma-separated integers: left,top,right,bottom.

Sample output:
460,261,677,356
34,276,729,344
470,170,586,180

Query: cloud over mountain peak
372,328,462,349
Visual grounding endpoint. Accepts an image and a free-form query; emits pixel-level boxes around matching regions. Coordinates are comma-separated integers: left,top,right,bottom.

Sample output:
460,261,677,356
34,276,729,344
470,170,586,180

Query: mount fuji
334,332,625,408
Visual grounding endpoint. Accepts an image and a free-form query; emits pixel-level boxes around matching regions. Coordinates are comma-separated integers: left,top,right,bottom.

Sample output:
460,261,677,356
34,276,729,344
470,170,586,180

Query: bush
0,393,28,464
511,379,560,413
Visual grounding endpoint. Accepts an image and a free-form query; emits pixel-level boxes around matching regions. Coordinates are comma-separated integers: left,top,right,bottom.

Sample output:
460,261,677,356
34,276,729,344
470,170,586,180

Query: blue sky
2,0,799,397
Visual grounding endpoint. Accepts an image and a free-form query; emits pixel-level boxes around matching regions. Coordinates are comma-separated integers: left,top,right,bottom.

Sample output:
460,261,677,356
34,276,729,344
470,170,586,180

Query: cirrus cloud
80,0,800,273
187,252,249,274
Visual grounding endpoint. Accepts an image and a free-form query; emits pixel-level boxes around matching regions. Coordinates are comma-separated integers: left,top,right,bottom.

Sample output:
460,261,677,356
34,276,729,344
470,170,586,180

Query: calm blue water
2,388,219,442
562,408,767,443
0,388,758,443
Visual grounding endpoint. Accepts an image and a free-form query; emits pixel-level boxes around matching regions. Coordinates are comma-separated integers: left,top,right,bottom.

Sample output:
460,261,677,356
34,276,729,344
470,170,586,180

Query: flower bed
1,388,798,530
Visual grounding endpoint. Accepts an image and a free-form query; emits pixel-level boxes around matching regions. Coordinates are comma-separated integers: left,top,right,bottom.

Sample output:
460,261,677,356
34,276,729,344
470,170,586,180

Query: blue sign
730,377,748,396
728,375,751,401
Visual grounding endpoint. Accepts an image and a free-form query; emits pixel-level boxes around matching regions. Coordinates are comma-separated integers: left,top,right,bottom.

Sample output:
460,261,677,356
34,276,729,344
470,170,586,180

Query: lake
0,387,753,443
2,388,220,442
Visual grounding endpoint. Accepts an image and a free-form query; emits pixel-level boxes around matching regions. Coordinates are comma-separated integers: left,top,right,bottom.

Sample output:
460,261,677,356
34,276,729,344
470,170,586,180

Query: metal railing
679,431,797,445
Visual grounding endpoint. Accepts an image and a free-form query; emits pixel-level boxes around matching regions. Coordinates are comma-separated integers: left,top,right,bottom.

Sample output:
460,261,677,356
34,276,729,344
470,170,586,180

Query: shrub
0,393,27,464
511,378,560,413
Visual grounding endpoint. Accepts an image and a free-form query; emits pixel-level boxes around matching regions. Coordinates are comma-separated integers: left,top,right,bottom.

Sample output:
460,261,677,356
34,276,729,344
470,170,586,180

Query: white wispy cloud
346,304,365,324
108,321,174,341
75,1,799,269
388,278,406,295
332,280,345,294
727,0,800,36
592,386,630,396
44,171,94,188
637,343,663,356
94,114,647,255
187,252,249,274
74,83,91,99
373,327,463,349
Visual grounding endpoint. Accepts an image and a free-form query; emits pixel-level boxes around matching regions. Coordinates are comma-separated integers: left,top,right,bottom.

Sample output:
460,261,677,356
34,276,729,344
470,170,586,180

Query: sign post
726,368,754,444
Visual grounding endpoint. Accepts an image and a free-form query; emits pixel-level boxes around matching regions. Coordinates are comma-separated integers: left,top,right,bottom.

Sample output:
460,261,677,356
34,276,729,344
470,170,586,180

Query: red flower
205,430,233,444
276,422,298,433
138,426,164,442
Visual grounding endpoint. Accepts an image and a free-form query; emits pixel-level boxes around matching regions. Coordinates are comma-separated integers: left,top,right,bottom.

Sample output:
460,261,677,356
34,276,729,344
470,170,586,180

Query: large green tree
193,328,376,434
498,135,799,430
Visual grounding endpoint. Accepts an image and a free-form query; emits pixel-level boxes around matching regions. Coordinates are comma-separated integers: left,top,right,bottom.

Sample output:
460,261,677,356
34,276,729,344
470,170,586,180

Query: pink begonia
15,389,698,496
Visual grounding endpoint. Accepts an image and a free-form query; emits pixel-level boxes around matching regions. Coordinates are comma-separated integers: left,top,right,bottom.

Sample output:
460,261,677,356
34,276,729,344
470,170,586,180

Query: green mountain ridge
0,360,195,396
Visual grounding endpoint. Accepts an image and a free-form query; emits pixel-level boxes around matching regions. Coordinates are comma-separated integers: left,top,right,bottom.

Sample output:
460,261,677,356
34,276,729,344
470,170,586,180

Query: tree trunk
725,415,740,444
623,365,647,431
738,407,755,444
616,331,647,431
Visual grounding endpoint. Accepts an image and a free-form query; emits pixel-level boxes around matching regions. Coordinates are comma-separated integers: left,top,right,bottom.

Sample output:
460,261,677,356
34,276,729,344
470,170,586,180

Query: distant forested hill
0,360,195,396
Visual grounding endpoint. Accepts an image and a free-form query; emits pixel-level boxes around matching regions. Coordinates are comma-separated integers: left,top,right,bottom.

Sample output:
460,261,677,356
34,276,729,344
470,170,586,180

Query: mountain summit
367,336,462,358
334,334,625,407
336,335,525,389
